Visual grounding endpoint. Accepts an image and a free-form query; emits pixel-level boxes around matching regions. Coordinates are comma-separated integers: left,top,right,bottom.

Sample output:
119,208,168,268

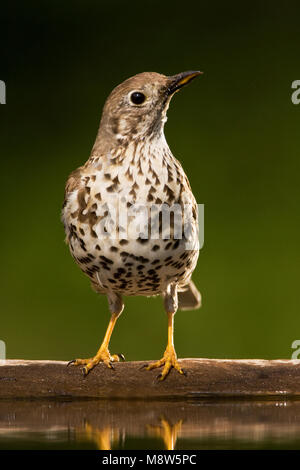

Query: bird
62,71,202,380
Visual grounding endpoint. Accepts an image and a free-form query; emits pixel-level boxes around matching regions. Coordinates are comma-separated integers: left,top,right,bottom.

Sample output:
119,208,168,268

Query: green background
1,1,300,363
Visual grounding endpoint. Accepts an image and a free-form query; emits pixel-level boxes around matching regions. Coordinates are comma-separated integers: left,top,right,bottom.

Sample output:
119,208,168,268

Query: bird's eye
130,91,146,105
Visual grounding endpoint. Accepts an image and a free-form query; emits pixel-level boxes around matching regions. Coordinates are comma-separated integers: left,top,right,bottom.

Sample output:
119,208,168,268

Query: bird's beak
167,70,203,95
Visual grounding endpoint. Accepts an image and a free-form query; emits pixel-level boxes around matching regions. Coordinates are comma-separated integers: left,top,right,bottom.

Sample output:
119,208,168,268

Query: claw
67,359,76,367
68,347,124,375
142,346,185,380
140,363,148,370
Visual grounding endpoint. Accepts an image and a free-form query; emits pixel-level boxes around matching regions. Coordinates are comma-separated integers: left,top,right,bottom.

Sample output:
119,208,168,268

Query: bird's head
95,71,202,148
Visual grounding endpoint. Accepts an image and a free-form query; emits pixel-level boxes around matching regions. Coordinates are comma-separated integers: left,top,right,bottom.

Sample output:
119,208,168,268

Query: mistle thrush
62,71,202,380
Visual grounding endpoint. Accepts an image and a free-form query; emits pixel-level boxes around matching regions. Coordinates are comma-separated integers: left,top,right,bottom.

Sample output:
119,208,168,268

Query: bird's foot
68,349,125,376
144,346,186,380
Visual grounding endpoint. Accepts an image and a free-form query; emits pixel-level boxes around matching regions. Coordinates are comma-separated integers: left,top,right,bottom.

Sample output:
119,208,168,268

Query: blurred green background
1,1,299,362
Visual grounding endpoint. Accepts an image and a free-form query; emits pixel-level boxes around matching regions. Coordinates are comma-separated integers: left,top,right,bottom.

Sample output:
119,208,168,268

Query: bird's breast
62,142,199,295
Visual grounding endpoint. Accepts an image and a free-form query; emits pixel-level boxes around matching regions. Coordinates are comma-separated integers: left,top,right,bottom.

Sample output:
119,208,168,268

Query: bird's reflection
147,417,183,450
75,417,182,450
76,423,120,450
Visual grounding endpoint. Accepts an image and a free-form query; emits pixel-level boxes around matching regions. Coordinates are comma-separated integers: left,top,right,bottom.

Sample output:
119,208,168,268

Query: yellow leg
145,312,185,380
68,313,124,376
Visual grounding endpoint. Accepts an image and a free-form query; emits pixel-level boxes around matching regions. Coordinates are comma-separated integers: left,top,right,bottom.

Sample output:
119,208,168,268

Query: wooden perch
1,358,300,399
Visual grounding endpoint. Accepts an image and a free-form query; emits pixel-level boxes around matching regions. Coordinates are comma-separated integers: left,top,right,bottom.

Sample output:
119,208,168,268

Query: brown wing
62,167,83,209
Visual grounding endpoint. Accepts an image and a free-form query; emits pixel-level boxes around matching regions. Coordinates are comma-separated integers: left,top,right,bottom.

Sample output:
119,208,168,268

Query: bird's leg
68,291,125,376
68,312,124,376
144,283,184,380
145,310,185,380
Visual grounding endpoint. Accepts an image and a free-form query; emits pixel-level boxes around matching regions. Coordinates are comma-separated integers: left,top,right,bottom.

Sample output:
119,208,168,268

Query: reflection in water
0,399,300,449
76,424,120,450
76,418,181,450
147,418,182,450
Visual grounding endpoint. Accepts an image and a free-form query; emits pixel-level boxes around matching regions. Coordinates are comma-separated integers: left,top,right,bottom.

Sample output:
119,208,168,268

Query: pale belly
64,191,199,296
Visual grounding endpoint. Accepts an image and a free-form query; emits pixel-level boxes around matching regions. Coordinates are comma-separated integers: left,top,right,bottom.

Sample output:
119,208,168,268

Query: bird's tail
178,280,201,311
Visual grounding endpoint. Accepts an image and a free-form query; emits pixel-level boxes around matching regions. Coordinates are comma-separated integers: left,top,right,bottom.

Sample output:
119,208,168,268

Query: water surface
0,398,300,450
